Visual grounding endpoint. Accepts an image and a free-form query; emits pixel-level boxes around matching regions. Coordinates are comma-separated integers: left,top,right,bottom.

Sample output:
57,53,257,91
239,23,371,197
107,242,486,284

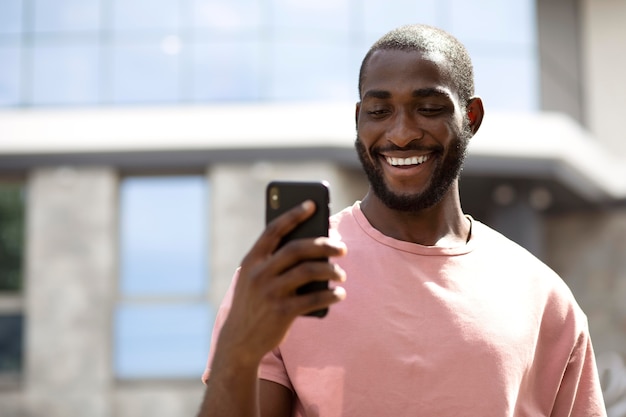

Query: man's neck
359,189,470,247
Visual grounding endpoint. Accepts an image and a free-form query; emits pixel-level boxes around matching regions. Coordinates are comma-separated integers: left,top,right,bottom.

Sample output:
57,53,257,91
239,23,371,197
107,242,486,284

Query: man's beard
355,121,472,213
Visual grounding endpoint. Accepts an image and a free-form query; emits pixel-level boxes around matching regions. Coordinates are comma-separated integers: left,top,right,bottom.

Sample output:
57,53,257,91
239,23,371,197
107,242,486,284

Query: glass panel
271,0,351,37
0,183,24,292
111,41,180,103
0,315,23,373
0,45,21,106
448,0,536,46
361,0,439,44
271,41,353,101
33,0,101,32
112,0,179,32
31,42,100,105
0,0,23,34
119,176,207,296
472,49,538,111
114,303,213,378
190,0,262,34
192,40,262,101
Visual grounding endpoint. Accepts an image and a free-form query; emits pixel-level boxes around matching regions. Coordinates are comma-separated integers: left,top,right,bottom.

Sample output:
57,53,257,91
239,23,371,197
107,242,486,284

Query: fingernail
334,286,347,300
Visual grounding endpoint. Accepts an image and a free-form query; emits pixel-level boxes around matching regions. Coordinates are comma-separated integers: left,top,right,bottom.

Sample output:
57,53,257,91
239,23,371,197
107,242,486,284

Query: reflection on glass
119,176,207,296
111,42,180,103
0,0,23,34
472,51,538,111
32,43,100,105
0,46,21,106
361,0,438,44
33,0,101,32
112,0,179,32
449,0,535,45
271,0,350,35
115,304,213,378
271,41,353,101
193,40,262,101
191,0,262,33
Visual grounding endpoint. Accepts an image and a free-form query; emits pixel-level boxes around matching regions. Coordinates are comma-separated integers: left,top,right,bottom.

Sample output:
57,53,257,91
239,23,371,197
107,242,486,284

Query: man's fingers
268,237,346,276
283,286,347,317
276,261,346,296
244,200,316,263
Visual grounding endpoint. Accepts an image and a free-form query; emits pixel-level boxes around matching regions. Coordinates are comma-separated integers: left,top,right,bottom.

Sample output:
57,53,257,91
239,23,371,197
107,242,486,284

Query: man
198,24,607,416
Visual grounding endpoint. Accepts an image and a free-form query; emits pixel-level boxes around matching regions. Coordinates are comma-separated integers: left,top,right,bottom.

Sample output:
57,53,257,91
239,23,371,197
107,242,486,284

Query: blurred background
1,0,626,416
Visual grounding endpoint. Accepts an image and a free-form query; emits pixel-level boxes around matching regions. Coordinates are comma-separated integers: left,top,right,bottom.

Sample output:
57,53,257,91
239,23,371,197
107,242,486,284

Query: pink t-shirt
203,202,606,416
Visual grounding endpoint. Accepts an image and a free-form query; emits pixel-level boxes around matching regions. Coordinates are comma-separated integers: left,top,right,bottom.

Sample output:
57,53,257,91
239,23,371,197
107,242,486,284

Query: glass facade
0,0,538,110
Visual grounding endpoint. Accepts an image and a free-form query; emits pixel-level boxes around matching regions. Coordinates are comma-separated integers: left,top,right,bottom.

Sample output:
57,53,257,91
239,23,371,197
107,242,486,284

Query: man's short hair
358,24,475,107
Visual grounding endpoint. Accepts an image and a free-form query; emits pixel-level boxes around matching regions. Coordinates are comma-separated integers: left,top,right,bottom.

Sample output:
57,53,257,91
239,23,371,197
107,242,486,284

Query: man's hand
216,199,347,368
199,200,347,417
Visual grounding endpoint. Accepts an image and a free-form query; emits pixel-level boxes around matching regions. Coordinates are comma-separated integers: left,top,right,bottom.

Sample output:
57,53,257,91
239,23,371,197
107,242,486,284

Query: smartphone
265,180,330,318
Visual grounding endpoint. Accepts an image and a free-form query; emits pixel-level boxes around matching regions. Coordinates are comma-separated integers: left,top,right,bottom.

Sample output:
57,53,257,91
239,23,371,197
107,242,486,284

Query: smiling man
198,25,607,417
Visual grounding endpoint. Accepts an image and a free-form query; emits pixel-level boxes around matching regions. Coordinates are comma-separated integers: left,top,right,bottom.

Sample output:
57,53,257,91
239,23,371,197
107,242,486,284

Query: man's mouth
384,154,430,167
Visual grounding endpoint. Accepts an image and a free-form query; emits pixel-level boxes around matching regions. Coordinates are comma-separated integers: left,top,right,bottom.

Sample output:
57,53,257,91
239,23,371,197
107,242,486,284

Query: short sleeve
201,269,240,385
259,347,293,392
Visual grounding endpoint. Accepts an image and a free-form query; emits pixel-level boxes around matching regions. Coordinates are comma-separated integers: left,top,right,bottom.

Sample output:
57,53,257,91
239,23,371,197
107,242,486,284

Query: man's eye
367,109,388,116
419,107,443,115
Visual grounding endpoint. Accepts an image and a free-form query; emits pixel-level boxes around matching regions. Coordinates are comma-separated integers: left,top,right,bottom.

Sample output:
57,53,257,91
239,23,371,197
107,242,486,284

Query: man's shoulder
329,202,359,229
471,219,559,276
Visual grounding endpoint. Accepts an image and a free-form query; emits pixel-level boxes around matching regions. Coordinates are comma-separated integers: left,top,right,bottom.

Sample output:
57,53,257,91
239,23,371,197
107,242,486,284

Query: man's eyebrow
362,90,391,100
412,88,452,99
362,88,452,100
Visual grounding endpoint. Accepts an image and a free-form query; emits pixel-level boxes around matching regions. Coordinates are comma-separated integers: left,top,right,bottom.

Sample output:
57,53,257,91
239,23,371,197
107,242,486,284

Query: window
0,45,21,106
0,182,24,292
0,0,23,35
191,40,263,102
0,315,23,374
31,41,101,105
110,41,180,104
33,0,101,33
114,175,213,379
0,182,25,378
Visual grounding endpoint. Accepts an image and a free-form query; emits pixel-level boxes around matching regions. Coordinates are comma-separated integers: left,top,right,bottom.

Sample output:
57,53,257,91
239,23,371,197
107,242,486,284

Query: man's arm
197,201,347,417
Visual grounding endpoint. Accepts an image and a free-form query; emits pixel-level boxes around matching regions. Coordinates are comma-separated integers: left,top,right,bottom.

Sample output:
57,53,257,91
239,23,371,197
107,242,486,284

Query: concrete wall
546,209,626,357
581,0,626,156
25,167,117,417
537,0,585,124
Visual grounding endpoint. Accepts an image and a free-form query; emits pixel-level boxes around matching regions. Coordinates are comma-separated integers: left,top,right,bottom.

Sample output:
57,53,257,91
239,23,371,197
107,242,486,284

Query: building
1,0,625,416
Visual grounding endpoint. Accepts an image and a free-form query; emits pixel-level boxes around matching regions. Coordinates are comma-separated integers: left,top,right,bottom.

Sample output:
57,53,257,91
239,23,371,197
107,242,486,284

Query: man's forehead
361,49,455,93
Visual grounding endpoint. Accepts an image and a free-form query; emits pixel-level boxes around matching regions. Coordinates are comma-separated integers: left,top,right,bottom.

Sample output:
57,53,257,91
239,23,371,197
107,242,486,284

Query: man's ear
355,102,361,127
466,97,484,135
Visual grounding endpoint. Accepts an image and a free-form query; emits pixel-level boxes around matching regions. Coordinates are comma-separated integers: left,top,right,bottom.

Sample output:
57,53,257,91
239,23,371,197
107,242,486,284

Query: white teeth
386,155,429,166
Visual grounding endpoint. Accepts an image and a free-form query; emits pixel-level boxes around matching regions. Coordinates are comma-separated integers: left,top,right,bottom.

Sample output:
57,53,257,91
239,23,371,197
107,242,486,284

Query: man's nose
385,111,424,147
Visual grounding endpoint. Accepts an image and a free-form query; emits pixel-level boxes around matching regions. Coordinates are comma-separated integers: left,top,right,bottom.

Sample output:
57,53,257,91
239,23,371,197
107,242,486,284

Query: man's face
355,49,472,212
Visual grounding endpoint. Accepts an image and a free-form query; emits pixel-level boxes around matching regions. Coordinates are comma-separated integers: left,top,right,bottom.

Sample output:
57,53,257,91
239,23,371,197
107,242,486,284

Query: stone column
25,167,117,417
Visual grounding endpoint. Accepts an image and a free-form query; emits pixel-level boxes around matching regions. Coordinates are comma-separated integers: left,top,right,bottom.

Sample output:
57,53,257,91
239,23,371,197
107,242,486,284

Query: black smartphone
265,180,330,318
